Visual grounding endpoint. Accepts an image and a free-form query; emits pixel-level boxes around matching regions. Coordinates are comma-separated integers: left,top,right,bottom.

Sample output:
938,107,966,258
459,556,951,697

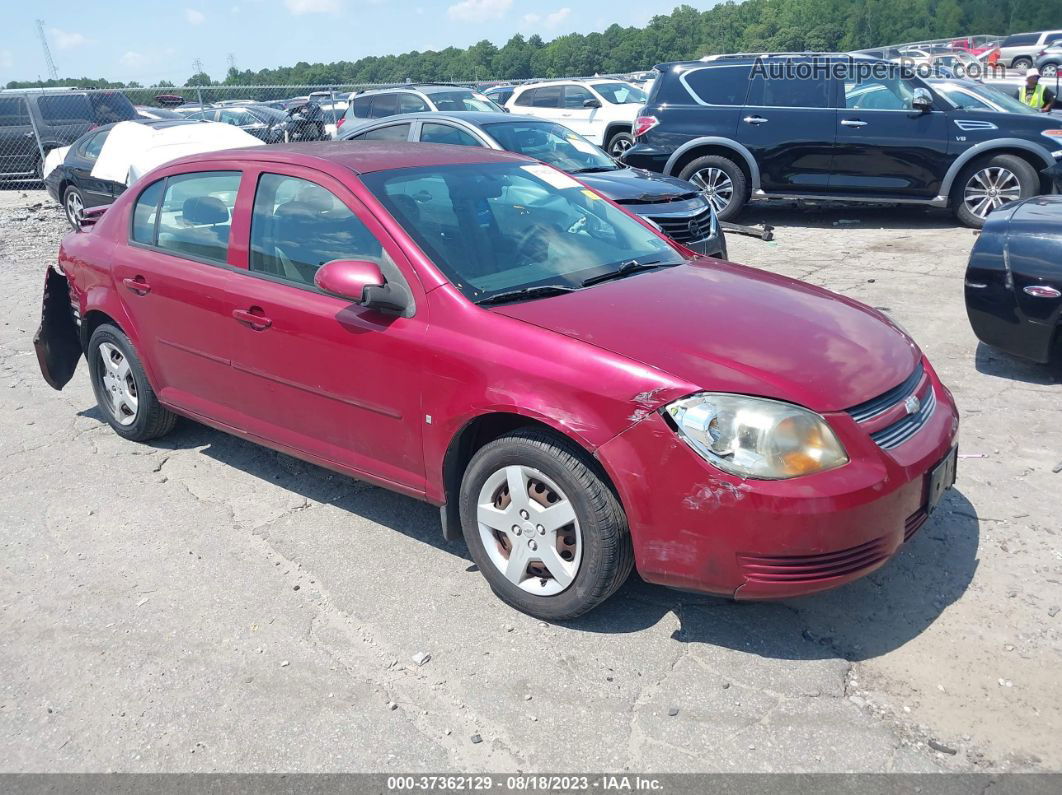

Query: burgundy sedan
35,142,958,620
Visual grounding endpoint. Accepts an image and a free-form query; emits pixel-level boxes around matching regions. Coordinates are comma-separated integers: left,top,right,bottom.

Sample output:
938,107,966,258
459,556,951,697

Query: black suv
622,54,1062,227
0,89,137,182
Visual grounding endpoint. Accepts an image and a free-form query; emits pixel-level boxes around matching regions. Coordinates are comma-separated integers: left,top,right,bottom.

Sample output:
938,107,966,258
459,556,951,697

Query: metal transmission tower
36,20,59,80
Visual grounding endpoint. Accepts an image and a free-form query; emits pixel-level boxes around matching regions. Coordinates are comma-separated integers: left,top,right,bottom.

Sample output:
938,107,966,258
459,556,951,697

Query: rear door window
1001,33,1038,46
532,87,563,108
562,86,596,108
154,171,241,263
397,93,430,113
357,123,411,141
88,92,137,123
370,94,400,118
0,97,29,127
514,88,536,107
37,95,94,124
420,122,482,147
746,74,831,108
683,66,752,105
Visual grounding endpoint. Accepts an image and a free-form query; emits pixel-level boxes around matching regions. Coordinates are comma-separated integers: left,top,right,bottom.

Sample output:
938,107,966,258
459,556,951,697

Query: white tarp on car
90,121,264,185
42,146,70,180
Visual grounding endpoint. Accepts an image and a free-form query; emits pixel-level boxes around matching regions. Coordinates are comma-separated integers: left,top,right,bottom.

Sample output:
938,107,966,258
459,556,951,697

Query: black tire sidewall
953,153,1039,228
87,324,161,441
679,155,748,221
459,434,627,621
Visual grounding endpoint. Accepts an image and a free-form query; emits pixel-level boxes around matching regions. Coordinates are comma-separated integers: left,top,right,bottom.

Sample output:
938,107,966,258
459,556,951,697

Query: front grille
737,536,891,585
847,364,924,423
648,206,714,243
870,388,936,450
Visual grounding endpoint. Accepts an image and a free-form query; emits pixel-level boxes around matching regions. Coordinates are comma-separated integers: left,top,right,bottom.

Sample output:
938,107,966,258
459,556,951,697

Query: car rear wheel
63,185,85,230
1012,57,1033,71
87,324,177,442
679,154,748,221
459,429,633,620
606,131,635,157
1042,63,1059,78
953,154,1039,228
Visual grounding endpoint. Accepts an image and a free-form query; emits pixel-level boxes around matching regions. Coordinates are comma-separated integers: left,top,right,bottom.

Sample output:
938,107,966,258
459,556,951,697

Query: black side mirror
583,98,602,109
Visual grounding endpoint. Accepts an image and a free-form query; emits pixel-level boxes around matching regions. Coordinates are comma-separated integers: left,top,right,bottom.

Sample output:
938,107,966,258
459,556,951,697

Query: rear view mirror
912,88,933,111
314,259,408,314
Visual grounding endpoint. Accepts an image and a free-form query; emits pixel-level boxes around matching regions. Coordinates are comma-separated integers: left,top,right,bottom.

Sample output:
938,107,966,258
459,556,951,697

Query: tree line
7,0,1062,91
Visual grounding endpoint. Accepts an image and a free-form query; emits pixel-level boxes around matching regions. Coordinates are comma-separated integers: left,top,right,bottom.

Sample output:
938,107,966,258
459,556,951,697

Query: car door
227,167,428,492
0,96,38,177
110,169,252,421
66,130,114,207
739,70,837,193
832,71,949,198
558,85,600,140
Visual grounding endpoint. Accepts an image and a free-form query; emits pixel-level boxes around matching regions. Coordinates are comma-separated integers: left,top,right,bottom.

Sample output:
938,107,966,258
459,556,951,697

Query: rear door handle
743,115,768,125
232,308,272,330
841,119,868,127
122,276,151,295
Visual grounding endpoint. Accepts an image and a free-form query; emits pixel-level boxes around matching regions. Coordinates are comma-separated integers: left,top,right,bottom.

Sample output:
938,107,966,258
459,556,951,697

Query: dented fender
34,268,82,391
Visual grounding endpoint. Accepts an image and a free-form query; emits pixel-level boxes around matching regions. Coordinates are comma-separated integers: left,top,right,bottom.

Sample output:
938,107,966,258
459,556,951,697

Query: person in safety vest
1020,68,1055,112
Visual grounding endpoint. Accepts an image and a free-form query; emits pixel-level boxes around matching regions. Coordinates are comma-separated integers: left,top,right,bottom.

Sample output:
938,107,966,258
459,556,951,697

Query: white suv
505,79,647,156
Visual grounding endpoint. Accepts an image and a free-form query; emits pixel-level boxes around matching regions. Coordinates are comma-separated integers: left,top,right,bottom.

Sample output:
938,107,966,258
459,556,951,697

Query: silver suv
998,30,1062,70
339,84,502,132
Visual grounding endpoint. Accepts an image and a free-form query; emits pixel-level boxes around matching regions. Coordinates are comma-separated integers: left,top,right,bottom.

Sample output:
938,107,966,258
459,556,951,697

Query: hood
493,260,921,414
577,167,700,204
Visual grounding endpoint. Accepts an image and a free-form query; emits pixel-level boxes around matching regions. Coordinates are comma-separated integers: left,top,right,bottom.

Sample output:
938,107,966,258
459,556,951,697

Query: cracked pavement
1,191,1060,772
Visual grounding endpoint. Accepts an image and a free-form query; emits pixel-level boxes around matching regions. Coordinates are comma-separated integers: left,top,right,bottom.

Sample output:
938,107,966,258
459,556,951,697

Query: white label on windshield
521,164,582,190
566,136,600,155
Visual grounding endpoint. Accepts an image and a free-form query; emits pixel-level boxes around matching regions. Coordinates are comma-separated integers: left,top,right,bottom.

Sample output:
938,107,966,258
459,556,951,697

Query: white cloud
120,51,145,68
184,8,206,25
447,0,511,23
49,28,90,50
523,7,571,29
284,0,342,14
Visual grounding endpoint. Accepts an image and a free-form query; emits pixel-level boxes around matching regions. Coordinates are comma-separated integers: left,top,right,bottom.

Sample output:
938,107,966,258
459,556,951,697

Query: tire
1011,57,1033,71
678,154,748,221
459,429,634,621
1042,63,1059,78
606,131,635,158
952,153,1039,228
87,324,177,442
63,185,85,230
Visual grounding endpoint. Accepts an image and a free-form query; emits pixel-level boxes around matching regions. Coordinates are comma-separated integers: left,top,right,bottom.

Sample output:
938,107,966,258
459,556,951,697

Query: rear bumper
621,144,671,174
596,363,959,599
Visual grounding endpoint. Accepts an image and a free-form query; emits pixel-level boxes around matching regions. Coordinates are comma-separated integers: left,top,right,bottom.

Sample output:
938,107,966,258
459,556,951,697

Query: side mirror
583,98,602,109
314,259,408,314
912,87,933,111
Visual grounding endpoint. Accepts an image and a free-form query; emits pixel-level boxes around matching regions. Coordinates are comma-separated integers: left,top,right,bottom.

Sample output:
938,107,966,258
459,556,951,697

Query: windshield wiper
570,166,619,174
582,259,672,287
475,284,578,306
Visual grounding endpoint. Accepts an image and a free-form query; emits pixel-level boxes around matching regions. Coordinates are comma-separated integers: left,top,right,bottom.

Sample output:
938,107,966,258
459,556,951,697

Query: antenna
36,20,59,80
192,57,205,75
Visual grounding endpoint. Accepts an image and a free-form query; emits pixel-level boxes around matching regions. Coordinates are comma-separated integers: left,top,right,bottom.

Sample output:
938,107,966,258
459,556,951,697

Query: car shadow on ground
737,203,962,232
100,412,979,662
974,341,1060,385
571,487,980,662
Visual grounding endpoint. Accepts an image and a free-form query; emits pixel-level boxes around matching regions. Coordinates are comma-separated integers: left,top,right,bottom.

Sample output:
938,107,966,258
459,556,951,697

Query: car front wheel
1042,63,1059,78
87,324,177,442
953,154,1039,228
679,154,748,221
459,429,633,620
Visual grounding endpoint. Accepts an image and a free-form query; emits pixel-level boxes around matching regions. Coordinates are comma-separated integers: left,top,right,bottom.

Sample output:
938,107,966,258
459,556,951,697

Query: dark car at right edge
622,54,1062,227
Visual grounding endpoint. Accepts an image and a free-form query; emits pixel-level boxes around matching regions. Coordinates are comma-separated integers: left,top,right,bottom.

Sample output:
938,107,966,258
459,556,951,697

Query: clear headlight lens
664,393,849,480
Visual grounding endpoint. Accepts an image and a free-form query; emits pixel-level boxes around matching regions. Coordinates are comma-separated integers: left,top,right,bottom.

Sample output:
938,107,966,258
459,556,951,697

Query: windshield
937,82,1041,115
591,82,647,105
482,121,617,173
361,162,682,302
430,90,504,113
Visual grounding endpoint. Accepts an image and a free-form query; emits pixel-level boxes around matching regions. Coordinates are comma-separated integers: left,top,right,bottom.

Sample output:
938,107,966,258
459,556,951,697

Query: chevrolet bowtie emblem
904,395,921,416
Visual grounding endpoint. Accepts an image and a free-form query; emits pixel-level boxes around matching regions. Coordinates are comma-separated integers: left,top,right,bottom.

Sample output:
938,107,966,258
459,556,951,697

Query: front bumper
595,362,959,599
687,231,727,260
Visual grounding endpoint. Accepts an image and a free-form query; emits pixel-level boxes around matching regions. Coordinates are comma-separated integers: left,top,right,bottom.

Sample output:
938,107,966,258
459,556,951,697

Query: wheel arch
438,411,619,542
941,141,1055,202
603,122,633,144
663,137,760,191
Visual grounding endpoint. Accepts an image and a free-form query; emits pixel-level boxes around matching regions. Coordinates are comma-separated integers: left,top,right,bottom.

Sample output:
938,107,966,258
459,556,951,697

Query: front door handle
232,307,272,330
841,119,868,127
743,115,768,125
122,276,151,295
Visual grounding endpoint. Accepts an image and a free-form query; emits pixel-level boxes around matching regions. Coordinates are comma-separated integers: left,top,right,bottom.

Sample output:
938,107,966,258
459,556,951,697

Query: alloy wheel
608,137,633,156
963,166,1021,219
476,464,582,596
96,342,139,426
689,167,734,214
1043,64,1059,78
65,191,84,227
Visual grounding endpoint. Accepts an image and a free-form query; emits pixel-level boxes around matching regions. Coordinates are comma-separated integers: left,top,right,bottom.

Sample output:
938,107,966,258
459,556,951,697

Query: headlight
664,393,848,479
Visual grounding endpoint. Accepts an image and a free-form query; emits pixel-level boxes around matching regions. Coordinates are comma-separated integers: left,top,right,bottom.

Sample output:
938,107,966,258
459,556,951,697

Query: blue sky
1,0,719,86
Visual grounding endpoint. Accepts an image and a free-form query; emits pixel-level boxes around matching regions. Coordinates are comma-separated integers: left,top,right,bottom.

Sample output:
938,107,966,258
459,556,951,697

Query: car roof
358,84,478,97
93,119,200,134
164,140,534,174
352,111,515,127
661,52,883,69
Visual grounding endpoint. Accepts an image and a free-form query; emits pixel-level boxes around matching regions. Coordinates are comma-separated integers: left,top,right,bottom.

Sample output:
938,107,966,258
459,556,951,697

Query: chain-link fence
0,78,634,187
